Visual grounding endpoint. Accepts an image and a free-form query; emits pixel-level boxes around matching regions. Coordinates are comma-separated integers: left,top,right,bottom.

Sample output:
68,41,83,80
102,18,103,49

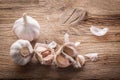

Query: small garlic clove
10,39,34,66
74,55,85,68
85,53,98,61
55,54,71,68
13,13,40,41
90,26,109,36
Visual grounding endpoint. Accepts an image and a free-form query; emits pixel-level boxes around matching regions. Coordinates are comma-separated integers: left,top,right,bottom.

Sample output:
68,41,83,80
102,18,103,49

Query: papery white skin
13,13,40,41
10,39,34,66
74,55,85,68
34,41,57,65
90,26,109,36
85,53,98,61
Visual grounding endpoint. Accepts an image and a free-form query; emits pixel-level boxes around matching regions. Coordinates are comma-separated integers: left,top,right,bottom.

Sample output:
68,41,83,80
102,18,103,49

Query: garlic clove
10,39,34,66
90,26,109,36
74,55,85,68
34,43,55,65
85,53,98,61
55,54,71,68
62,45,78,57
13,13,40,41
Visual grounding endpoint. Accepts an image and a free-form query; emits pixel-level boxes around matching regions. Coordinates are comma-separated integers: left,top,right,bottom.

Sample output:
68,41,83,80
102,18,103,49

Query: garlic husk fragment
13,13,40,41
34,41,57,65
90,26,108,36
85,53,98,61
10,39,34,66
74,55,85,68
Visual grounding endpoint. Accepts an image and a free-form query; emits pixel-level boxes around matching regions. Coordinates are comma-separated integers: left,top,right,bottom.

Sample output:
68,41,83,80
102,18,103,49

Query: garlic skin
85,53,98,61
10,39,34,66
34,41,57,65
74,55,85,68
13,13,40,41
90,26,109,36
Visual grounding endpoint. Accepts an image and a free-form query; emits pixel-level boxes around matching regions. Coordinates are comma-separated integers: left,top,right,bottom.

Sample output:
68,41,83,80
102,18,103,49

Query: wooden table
0,0,120,79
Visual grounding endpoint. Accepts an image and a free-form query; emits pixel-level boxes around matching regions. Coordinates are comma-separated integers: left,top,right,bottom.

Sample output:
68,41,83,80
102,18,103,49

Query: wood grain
0,0,120,79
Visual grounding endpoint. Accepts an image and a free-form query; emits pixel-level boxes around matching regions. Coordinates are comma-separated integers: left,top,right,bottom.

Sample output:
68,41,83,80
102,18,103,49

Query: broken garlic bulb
90,26,108,36
13,13,40,41
54,33,80,68
34,41,57,65
10,39,34,66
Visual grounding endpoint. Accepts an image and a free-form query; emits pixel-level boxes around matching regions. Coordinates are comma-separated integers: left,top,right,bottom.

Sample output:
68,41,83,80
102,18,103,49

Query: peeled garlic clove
55,54,71,68
85,53,98,61
74,55,85,68
90,26,108,36
10,39,34,66
13,13,40,41
34,43,55,65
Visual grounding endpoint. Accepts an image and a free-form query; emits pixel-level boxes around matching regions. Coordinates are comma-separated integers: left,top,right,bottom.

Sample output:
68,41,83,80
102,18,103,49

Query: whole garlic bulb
10,39,34,66
13,13,40,41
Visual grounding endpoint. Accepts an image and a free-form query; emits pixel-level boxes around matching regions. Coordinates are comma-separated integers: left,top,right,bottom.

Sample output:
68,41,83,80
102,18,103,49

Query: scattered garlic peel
90,26,109,36
74,55,85,68
48,41,57,49
64,33,70,43
85,53,98,61
10,39,34,66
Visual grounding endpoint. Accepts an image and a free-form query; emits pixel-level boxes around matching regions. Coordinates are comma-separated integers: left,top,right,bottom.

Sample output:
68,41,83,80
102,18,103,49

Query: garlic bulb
90,26,109,36
10,39,34,66
34,41,57,65
85,53,98,61
13,13,40,41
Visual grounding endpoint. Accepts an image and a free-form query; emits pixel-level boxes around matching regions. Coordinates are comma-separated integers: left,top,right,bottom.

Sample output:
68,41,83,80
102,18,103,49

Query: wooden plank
0,0,120,79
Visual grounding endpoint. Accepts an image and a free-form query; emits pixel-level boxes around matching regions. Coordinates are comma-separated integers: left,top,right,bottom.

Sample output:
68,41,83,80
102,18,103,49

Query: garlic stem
23,13,27,26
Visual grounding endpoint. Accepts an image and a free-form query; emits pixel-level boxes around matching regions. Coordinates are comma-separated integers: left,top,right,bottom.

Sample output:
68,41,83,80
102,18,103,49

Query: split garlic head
34,41,57,65
10,39,34,66
90,26,109,36
63,33,80,57
13,13,40,41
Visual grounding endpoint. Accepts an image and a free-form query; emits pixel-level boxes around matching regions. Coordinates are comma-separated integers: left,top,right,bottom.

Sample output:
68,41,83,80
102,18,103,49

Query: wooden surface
0,0,120,79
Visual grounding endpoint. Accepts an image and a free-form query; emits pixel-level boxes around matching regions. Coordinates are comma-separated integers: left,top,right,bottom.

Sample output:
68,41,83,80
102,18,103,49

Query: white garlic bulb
90,26,108,36
13,13,40,41
10,39,34,66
